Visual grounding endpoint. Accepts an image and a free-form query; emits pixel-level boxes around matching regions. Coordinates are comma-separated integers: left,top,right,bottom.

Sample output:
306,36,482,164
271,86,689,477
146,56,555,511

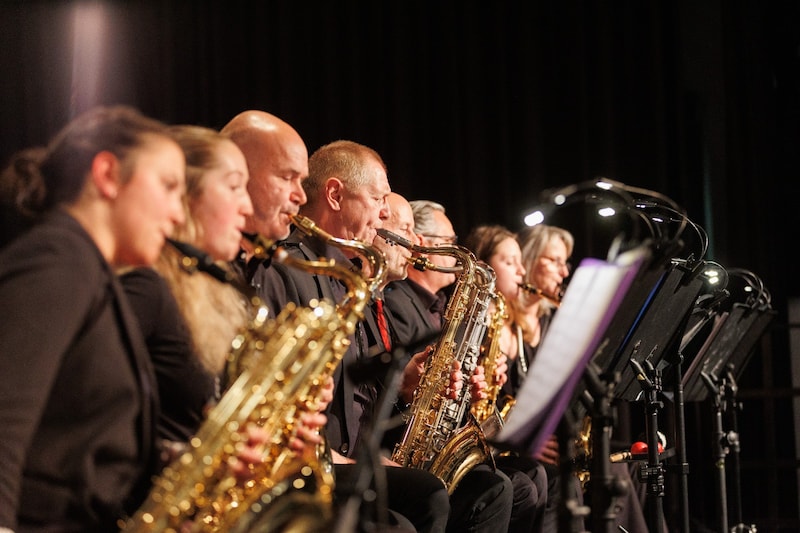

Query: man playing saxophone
237,134,453,532
382,200,535,533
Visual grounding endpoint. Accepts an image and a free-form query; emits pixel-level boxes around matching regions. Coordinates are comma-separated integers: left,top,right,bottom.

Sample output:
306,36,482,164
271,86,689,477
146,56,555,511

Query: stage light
523,210,545,227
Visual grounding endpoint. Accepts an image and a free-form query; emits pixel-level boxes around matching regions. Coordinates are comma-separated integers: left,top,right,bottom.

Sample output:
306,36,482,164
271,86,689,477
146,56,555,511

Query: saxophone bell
518,282,562,308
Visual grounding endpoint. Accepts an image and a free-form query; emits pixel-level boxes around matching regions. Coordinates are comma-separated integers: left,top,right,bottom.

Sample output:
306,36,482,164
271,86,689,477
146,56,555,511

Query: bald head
221,110,308,240
374,192,415,284
386,192,414,234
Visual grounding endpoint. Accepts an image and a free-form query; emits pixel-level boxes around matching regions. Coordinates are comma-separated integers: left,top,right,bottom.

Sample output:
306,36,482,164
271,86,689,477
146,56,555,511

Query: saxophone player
461,224,550,533
515,224,652,533
223,110,334,452
120,123,336,533
232,130,453,532
383,201,534,533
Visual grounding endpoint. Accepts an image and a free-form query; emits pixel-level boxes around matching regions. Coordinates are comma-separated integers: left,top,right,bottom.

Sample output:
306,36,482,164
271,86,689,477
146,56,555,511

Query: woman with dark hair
464,224,550,533
0,105,186,532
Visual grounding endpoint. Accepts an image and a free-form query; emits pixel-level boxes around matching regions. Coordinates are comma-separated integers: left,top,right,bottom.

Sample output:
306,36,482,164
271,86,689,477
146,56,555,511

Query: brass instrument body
471,289,508,428
575,414,592,491
379,229,495,494
124,216,386,532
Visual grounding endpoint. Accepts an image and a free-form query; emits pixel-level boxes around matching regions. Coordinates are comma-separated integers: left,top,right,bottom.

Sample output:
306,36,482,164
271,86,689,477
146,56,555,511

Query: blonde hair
515,224,574,344
157,125,249,375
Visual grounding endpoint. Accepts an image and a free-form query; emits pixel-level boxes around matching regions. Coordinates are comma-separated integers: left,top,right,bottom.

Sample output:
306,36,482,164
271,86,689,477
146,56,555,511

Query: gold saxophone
377,229,495,494
122,215,385,533
471,288,508,441
575,414,593,491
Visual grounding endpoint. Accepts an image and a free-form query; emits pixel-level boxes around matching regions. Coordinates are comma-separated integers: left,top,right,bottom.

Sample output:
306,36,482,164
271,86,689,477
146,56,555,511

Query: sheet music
496,245,648,455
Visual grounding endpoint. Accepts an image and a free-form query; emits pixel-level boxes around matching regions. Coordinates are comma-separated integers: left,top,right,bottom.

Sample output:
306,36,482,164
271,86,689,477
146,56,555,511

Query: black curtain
2,1,798,530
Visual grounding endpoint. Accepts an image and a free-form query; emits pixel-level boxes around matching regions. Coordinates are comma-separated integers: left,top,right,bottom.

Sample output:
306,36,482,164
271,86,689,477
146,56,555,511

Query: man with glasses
383,200,524,533
383,200,459,350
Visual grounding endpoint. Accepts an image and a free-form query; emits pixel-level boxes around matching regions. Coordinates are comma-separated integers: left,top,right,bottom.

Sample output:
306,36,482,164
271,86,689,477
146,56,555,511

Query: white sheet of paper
497,246,648,451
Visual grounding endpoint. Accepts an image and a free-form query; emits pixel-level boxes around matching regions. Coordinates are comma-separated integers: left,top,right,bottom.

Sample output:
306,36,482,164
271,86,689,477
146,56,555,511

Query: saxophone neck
289,214,386,316
378,228,470,274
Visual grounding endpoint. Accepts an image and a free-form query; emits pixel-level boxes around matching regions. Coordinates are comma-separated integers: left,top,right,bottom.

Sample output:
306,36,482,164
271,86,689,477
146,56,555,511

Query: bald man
221,110,308,251
224,121,451,532
372,192,416,287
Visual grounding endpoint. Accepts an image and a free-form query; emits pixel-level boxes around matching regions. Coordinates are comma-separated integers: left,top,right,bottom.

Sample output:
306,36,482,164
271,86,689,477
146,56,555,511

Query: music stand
581,255,706,533
522,177,709,532
680,302,775,533
493,245,650,531
682,303,770,403
612,261,706,401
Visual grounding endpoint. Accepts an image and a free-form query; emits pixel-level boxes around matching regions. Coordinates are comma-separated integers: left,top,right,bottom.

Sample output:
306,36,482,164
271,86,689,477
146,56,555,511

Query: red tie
375,299,392,351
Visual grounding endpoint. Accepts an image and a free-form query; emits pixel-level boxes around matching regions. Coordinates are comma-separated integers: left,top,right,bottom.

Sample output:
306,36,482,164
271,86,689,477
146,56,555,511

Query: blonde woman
121,125,327,469
121,125,255,444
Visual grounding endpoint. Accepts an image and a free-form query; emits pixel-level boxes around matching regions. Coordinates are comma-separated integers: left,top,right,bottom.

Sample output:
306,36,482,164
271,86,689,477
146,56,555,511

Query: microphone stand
721,366,757,533
670,352,692,533
582,362,628,533
700,369,730,533
555,411,591,533
629,358,666,533
333,347,406,533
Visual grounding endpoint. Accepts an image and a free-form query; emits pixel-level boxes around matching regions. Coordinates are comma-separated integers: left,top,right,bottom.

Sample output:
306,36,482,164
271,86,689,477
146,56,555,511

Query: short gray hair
409,199,446,235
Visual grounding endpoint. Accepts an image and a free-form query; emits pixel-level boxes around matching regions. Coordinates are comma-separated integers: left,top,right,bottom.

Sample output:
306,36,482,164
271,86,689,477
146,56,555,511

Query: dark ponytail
0,105,170,247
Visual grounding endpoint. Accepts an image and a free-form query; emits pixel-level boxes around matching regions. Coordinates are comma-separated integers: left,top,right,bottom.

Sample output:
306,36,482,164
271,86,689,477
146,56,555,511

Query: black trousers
333,463,450,533
496,454,549,533
447,463,514,533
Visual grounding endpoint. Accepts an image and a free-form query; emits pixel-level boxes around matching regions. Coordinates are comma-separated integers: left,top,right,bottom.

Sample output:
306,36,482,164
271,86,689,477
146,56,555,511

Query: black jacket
0,211,159,531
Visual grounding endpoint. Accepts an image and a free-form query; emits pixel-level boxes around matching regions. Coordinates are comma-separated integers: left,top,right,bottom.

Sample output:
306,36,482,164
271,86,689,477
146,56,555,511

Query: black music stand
493,245,650,532
521,177,710,532
681,303,775,533
578,253,706,533
682,303,773,403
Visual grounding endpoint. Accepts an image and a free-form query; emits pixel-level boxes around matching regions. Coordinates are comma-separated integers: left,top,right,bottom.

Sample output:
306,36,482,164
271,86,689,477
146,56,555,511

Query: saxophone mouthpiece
167,238,233,285
290,213,315,232
168,237,259,301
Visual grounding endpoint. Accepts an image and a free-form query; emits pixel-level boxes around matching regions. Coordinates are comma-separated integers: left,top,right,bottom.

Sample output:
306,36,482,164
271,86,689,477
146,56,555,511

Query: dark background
1,1,798,531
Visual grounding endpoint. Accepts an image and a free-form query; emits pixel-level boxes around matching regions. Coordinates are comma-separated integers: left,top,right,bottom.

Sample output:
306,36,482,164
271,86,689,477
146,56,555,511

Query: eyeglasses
420,234,458,245
541,256,572,273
